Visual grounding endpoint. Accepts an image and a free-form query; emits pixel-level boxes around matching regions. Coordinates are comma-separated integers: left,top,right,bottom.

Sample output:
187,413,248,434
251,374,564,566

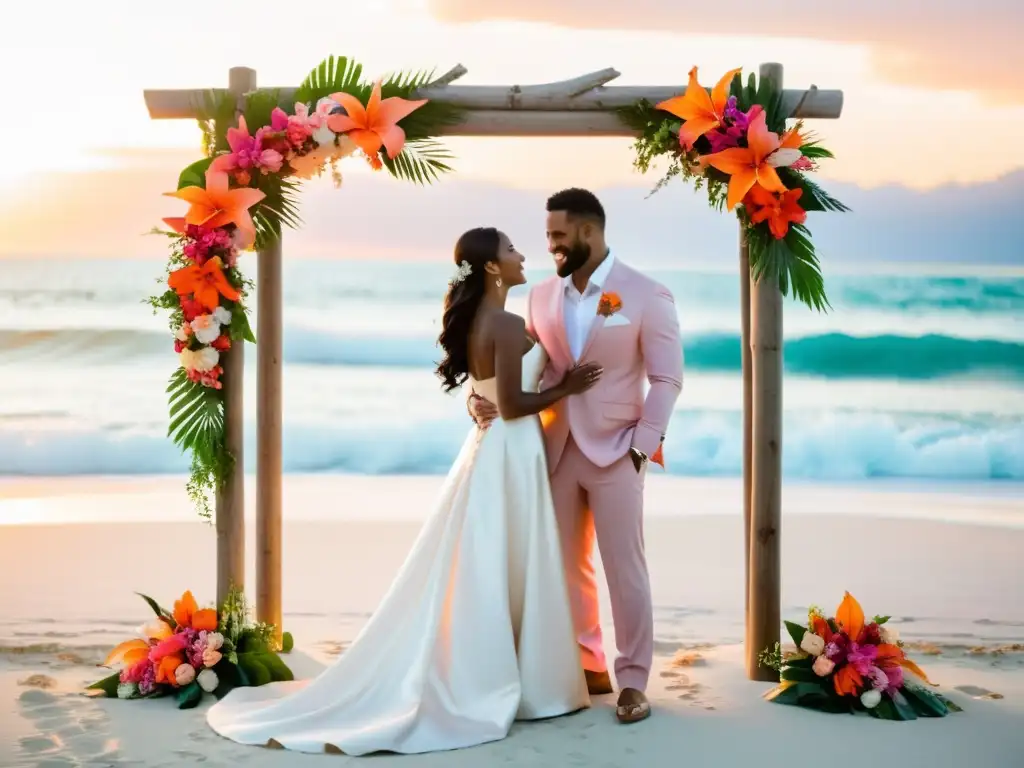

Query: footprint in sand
17,685,122,764
659,667,710,705
954,684,1005,700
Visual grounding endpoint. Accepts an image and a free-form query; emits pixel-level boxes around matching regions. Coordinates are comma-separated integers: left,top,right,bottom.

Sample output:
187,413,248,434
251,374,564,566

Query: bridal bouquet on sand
760,592,963,720
87,588,294,709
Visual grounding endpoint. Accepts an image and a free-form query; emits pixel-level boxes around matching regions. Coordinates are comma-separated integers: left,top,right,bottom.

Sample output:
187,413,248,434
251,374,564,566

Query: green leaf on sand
176,681,203,710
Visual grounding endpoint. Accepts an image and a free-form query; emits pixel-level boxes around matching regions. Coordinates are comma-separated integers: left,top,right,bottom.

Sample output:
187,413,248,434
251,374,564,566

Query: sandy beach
1,475,1022,766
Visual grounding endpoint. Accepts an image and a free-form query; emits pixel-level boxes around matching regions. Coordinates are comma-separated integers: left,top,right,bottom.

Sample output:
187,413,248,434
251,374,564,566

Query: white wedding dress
207,343,589,755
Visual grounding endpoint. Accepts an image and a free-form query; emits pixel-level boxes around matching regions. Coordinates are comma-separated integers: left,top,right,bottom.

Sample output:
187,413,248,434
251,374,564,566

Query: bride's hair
436,227,500,392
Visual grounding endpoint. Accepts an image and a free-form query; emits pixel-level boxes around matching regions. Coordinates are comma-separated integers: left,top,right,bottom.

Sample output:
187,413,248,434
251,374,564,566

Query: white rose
197,668,219,693
205,632,224,651
175,323,191,342
879,625,899,645
860,688,882,709
212,306,232,326
191,314,221,345
800,632,826,657
192,347,220,372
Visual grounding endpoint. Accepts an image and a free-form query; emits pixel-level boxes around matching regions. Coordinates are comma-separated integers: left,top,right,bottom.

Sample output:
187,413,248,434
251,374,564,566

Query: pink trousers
549,436,653,692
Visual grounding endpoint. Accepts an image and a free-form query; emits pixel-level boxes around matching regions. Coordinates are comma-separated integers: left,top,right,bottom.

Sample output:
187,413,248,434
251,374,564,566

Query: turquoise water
0,258,1021,481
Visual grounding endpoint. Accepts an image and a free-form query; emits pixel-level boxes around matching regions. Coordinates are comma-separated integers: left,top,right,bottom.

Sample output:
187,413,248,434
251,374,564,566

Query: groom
469,188,683,724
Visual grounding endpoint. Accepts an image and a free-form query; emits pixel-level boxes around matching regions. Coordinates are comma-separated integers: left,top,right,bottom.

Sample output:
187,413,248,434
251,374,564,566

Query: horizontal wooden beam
442,110,637,137
143,78,843,122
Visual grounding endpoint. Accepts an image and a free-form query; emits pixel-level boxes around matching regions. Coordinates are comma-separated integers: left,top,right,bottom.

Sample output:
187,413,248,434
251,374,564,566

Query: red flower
211,335,232,351
744,184,807,240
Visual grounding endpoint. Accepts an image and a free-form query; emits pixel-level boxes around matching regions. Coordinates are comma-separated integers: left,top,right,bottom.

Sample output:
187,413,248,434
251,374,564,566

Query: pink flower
790,156,814,171
211,117,285,177
846,642,879,676
202,648,223,668
812,656,836,677
868,665,889,691
174,662,196,686
883,664,904,692
120,657,153,684
149,632,189,663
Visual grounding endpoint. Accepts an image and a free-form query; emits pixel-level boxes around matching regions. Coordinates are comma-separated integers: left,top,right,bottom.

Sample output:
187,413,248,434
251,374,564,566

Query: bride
206,227,603,755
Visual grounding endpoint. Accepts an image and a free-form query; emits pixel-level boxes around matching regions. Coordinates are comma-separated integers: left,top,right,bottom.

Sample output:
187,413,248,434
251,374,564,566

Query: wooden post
256,234,284,646
739,229,752,636
213,66,255,607
746,63,785,682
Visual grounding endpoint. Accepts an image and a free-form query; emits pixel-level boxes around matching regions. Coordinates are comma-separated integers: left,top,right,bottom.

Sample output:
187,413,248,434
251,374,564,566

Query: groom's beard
554,240,590,278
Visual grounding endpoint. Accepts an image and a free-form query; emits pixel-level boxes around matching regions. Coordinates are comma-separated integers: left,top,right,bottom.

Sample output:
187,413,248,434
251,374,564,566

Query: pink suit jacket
526,259,684,472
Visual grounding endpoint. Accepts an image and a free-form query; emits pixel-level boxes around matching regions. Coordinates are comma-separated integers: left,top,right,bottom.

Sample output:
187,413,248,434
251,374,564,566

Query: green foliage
747,223,830,312
176,681,203,710
167,368,229,521
381,139,454,185
178,157,215,190
784,619,808,648
757,642,783,672
85,671,121,698
622,68,846,313
196,90,235,157
294,55,365,105
136,592,176,628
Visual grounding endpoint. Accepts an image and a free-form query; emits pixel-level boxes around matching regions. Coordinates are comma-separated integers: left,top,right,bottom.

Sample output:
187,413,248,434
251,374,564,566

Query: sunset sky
2,0,1022,260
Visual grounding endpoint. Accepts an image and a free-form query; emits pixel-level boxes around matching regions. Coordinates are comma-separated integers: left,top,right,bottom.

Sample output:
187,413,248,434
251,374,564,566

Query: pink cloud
427,0,1022,105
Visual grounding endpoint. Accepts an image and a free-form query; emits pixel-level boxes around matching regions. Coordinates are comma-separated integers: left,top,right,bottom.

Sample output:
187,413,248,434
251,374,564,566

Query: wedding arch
142,56,845,682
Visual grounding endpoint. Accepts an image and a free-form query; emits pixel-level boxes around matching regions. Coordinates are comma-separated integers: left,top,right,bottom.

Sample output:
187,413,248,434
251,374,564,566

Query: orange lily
745,185,807,240
705,110,799,211
102,638,150,668
163,167,265,248
834,664,863,696
139,618,174,642
326,80,427,164
168,256,240,312
172,590,198,628
656,66,742,149
835,591,865,641
875,643,905,668
192,608,219,632
155,653,184,687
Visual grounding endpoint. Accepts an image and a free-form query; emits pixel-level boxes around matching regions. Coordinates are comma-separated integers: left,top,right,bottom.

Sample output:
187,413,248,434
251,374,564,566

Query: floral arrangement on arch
759,592,963,720
147,56,460,517
87,588,295,709
621,66,849,312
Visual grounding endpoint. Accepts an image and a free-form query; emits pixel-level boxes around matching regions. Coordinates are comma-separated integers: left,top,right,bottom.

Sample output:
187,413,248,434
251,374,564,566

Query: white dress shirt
563,252,615,360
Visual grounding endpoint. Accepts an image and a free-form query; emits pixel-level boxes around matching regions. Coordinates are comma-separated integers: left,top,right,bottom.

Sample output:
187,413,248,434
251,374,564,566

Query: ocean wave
1,410,1021,481
3,327,1022,380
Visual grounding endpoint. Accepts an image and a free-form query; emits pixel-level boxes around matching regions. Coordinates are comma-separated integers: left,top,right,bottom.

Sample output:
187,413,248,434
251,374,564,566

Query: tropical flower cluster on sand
87,589,294,710
621,65,848,312
760,592,963,720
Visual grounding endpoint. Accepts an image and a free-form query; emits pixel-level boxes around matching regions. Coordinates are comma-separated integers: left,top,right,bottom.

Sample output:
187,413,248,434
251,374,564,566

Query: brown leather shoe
616,688,651,724
584,669,614,695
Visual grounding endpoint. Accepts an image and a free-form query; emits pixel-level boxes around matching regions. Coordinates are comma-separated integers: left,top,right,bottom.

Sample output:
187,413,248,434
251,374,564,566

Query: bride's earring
496,277,503,289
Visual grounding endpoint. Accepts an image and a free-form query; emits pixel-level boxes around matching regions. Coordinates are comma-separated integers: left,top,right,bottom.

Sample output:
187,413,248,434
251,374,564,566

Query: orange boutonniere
597,291,623,317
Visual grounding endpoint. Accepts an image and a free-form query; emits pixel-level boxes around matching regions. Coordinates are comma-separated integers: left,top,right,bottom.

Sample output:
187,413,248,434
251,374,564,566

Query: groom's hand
468,393,498,429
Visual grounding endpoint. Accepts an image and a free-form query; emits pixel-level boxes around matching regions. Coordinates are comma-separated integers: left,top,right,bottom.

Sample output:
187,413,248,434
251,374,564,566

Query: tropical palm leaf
252,176,303,248
166,369,225,465
243,89,284,133
196,90,235,157
380,138,454,185
748,224,830,312
294,55,365,106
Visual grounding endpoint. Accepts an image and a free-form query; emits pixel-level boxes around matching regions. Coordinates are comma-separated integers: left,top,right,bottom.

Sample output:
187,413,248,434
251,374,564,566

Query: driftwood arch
144,63,843,681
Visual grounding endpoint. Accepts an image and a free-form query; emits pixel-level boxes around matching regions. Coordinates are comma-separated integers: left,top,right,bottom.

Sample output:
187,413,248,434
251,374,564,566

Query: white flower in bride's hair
449,261,472,286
